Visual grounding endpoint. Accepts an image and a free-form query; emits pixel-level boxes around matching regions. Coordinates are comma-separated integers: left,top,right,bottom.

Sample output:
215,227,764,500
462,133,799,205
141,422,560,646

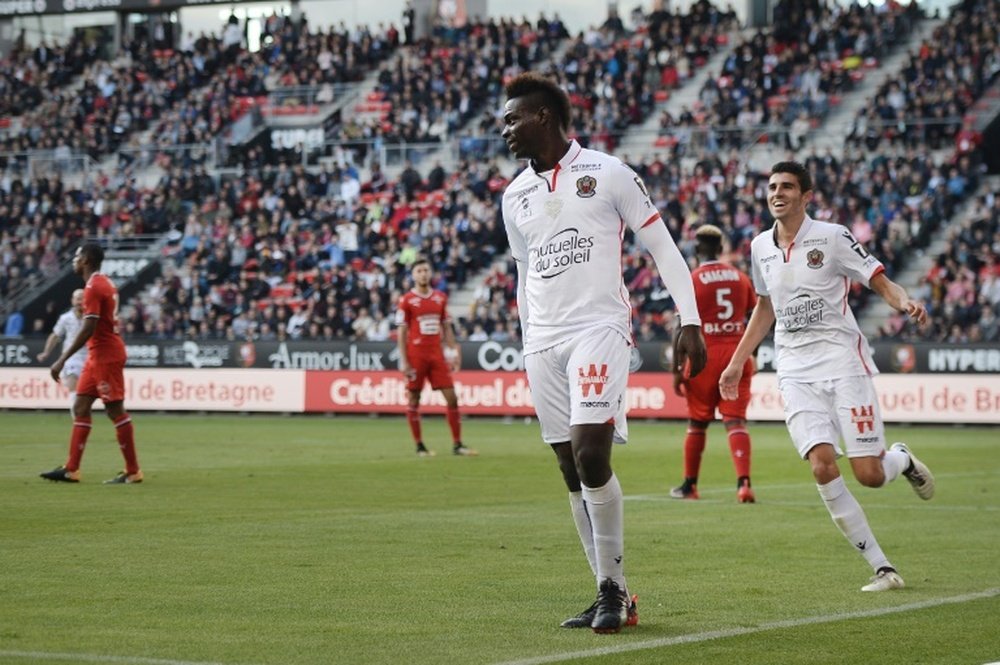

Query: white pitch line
491,588,1000,665
0,652,253,665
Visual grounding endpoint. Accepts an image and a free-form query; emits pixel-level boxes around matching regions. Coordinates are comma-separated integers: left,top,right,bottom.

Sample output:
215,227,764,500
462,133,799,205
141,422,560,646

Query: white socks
581,473,626,590
880,448,910,487
568,491,597,576
817,476,891,572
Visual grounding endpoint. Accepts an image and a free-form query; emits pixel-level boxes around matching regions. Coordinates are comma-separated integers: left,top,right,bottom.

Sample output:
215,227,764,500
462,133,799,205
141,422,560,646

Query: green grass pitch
0,411,997,665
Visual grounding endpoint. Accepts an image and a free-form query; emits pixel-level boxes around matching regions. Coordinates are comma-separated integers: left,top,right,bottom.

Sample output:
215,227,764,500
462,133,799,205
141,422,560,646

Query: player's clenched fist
674,324,707,379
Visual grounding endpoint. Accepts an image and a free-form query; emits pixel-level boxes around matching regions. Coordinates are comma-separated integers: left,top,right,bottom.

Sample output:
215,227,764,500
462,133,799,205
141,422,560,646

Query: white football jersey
750,216,884,381
502,140,663,354
53,310,88,363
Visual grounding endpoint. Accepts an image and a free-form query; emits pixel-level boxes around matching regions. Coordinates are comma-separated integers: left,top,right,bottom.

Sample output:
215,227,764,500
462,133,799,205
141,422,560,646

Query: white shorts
524,326,630,445
62,357,85,380
779,375,886,460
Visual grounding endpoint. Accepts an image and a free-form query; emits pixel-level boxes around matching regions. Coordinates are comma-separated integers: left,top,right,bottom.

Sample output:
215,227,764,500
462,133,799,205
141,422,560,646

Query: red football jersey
691,261,756,344
83,273,126,363
395,289,451,350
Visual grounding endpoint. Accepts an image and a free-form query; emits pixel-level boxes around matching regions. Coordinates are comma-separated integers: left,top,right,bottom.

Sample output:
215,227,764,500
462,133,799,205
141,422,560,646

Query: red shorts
76,357,126,403
684,345,753,422
407,352,454,392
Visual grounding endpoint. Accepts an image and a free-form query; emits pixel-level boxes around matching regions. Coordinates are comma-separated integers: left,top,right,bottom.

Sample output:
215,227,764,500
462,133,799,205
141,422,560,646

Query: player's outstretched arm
869,272,927,325
37,331,61,362
720,296,775,401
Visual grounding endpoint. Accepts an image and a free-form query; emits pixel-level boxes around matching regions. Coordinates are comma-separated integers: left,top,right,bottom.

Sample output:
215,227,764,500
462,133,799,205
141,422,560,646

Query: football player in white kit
720,162,935,592
37,289,88,410
500,73,707,633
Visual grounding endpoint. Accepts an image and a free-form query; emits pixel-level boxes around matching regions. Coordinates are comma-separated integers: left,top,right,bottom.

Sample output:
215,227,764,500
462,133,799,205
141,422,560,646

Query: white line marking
491,588,1000,665
0,652,253,665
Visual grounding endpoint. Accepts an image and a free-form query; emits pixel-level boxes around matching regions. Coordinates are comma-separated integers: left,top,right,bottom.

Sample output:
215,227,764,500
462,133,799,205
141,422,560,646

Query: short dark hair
770,161,812,192
79,242,104,269
504,72,571,132
411,256,431,270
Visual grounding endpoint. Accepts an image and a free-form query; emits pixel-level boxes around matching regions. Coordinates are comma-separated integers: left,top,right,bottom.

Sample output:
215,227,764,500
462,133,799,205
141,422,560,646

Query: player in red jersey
40,243,143,484
670,225,756,502
395,257,476,457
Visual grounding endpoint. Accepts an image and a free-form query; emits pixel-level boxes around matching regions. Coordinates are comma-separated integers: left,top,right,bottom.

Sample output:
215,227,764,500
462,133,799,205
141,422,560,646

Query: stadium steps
614,27,750,165
396,37,577,179
446,256,509,322
806,16,944,158
745,15,942,171
2,234,171,333
857,174,1000,338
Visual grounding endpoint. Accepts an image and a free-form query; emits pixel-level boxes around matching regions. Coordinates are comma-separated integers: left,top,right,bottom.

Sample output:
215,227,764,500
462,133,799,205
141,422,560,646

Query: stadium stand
2,0,999,346
545,3,737,153
0,35,104,119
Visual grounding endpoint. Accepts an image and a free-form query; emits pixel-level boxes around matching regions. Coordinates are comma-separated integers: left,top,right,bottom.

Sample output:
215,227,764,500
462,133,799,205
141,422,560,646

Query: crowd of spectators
2,153,512,340
0,16,398,173
459,144,981,341
3,1,999,346
0,172,98,333
545,1,737,153
115,156,508,342
846,0,1000,151
0,35,104,119
881,189,1000,343
356,15,566,149
655,0,920,154
147,17,399,171
1,33,230,165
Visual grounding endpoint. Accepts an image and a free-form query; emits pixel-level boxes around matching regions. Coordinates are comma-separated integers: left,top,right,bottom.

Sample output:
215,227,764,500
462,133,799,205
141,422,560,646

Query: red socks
408,406,462,446
727,426,751,479
65,416,92,472
114,414,140,474
683,428,707,480
407,407,422,445
446,406,462,444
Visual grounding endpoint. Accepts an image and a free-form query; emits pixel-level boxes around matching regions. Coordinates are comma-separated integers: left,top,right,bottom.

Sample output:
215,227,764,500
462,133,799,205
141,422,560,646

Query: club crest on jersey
576,175,597,198
806,248,824,269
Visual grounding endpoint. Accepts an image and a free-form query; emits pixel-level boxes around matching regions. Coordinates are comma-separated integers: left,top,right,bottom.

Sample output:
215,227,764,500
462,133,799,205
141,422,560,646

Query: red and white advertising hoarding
1,368,998,424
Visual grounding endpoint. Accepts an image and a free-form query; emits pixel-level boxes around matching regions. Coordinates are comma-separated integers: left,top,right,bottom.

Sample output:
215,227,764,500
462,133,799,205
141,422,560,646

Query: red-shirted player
671,225,756,502
396,258,476,457
41,243,143,484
